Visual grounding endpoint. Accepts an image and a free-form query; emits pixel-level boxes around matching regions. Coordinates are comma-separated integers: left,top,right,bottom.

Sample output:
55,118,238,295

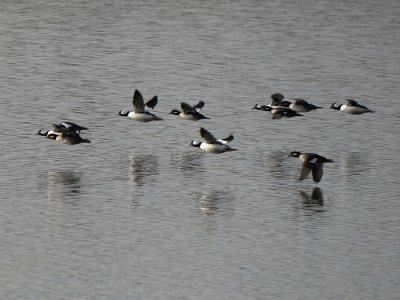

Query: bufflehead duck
38,123,90,145
290,152,334,183
169,101,209,120
191,127,236,154
119,89,163,121
252,93,286,110
330,99,374,115
289,99,322,112
38,122,88,137
253,105,303,119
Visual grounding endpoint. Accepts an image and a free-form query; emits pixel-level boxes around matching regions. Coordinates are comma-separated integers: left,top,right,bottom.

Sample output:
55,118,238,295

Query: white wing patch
309,157,317,164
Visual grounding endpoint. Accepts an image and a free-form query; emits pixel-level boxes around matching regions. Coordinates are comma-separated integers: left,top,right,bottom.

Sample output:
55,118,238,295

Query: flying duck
290,152,334,183
38,121,88,136
191,127,237,154
330,99,374,115
252,93,286,110
37,122,90,145
119,89,163,121
169,101,209,120
289,99,322,112
253,105,303,119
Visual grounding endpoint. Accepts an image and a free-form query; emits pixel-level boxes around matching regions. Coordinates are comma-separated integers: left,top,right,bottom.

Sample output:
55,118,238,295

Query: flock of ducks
37,89,374,184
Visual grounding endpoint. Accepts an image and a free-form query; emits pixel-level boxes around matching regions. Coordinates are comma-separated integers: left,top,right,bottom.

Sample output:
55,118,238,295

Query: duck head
169,109,181,115
37,129,49,136
290,151,301,158
190,140,201,148
119,110,130,116
330,103,342,110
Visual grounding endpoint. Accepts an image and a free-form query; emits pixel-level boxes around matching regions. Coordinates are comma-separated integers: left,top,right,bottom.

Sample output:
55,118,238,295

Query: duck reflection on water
130,154,159,186
299,187,324,207
341,151,368,179
262,150,290,180
45,170,82,201
197,189,234,216
178,151,204,173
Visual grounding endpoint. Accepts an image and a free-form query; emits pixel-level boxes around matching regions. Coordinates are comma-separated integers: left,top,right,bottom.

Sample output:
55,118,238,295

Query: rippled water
1,0,399,299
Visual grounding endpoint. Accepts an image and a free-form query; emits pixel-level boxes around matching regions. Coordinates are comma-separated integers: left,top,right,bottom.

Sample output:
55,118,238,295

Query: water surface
0,0,399,299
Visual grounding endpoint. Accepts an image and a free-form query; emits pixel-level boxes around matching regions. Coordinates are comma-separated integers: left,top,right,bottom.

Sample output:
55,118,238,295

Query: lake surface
1,0,399,299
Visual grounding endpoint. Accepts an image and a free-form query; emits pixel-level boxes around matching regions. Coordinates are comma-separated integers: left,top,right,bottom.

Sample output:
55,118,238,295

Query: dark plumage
269,93,285,106
170,101,209,120
289,99,322,112
56,122,89,134
290,152,334,183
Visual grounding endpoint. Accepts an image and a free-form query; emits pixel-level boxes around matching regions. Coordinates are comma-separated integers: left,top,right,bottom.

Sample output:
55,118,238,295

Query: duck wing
311,163,324,183
294,98,318,109
294,98,308,105
269,98,282,106
346,99,373,112
318,155,334,163
219,134,234,144
346,99,362,107
193,101,205,111
279,100,292,107
145,96,158,110
283,108,303,117
52,123,67,133
297,99,322,110
52,123,79,137
308,103,321,110
132,89,146,113
270,93,284,105
181,102,195,114
62,122,89,132
299,161,313,181
200,127,219,144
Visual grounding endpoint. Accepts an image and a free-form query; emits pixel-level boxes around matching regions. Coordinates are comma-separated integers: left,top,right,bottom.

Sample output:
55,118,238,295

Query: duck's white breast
128,112,154,122
341,105,366,115
200,143,225,154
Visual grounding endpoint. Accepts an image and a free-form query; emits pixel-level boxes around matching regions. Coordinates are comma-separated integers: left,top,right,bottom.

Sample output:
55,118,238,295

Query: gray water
1,0,399,299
